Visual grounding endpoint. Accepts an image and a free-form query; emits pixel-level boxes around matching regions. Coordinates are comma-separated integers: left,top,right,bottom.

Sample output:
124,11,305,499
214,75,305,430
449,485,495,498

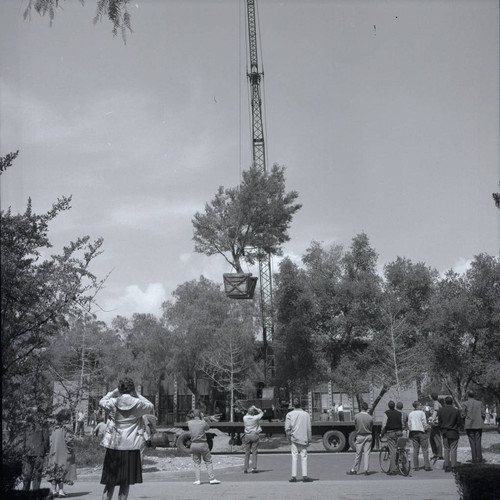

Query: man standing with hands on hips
285,398,313,483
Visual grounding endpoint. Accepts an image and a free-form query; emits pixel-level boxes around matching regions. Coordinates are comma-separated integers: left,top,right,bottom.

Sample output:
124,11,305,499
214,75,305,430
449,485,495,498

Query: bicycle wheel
397,449,411,476
379,445,391,473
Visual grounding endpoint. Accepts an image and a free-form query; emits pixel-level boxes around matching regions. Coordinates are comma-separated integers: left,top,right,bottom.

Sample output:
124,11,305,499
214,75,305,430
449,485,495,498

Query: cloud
96,283,167,322
450,258,472,276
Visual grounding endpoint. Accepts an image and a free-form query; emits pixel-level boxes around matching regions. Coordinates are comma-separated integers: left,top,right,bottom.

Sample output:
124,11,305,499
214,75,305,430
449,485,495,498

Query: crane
245,0,274,384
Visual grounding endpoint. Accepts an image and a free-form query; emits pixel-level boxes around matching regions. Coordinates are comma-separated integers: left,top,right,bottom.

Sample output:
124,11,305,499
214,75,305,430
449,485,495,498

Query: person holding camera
242,405,264,473
99,377,154,500
187,409,221,485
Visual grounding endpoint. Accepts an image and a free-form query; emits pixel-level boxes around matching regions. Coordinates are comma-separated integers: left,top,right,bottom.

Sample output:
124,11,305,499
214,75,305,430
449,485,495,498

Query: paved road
42,453,460,499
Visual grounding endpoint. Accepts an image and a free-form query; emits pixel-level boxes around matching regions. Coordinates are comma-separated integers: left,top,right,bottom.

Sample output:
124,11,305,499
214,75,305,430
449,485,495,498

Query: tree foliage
1,158,105,457
273,234,383,392
192,164,301,273
22,0,132,41
0,151,19,175
493,182,500,208
273,257,320,392
1,196,105,383
428,254,500,401
161,276,260,397
49,315,121,412
111,313,175,392
198,317,260,422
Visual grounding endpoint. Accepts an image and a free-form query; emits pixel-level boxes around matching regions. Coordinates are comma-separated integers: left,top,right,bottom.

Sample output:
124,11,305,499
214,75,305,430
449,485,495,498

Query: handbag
100,421,123,448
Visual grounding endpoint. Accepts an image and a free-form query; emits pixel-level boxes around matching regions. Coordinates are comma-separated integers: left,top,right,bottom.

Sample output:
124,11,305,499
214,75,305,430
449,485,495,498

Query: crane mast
245,0,274,382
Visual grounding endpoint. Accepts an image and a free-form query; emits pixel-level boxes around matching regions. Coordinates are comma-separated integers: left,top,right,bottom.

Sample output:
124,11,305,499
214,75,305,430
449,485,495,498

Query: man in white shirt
338,403,345,421
285,398,313,483
242,406,264,473
408,401,432,471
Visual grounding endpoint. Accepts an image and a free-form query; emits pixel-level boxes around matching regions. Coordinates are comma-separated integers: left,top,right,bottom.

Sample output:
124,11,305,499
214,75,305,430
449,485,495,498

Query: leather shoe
303,477,313,482
387,471,398,476
346,470,357,475
289,477,297,483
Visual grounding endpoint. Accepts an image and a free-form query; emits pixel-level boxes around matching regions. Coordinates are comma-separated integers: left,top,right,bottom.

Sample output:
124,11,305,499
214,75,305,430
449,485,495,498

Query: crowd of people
346,390,492,477
17,382,498,497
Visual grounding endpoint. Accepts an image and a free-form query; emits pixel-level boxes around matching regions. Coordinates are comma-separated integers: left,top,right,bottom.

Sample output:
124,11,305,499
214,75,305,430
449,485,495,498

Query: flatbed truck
152,420,383,454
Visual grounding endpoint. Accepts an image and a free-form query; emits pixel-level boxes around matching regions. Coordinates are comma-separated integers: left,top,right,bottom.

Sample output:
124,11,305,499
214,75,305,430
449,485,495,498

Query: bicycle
379,436,411,476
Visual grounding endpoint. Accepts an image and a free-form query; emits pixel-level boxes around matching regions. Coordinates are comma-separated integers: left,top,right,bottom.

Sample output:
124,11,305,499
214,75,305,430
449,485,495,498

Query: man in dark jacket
429,393,443,460
381,400,403,475
461,391,485,463
438,396,462,472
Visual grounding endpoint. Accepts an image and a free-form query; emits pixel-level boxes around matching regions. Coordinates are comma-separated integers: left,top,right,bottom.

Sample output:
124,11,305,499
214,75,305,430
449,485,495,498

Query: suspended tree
192,164,301,274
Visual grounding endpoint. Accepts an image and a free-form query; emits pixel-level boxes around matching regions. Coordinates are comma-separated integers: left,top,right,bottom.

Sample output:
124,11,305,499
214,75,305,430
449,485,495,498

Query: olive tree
192,164,301,273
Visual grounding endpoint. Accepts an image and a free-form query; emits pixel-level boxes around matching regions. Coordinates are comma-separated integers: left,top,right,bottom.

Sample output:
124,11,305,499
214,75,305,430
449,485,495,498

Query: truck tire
348,431,357,451
322,430,346,452
176,431,192,455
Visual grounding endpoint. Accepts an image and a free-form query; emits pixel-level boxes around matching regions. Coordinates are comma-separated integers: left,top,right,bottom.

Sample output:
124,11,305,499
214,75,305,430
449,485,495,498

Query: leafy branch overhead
0,151,19,175
23,0,133,41
192,164,301,273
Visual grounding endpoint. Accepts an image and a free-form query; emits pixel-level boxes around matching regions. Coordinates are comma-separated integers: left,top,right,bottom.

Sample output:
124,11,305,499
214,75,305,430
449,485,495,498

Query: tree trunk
355,393,364,410
369,384,389,415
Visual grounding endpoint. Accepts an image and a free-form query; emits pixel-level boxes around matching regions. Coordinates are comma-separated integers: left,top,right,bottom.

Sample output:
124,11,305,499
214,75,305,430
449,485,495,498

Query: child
46,409,77,498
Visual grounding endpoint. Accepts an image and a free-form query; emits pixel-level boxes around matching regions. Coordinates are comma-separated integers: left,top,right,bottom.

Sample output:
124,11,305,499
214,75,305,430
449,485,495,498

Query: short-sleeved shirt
354,411,373,435
188,418,210,443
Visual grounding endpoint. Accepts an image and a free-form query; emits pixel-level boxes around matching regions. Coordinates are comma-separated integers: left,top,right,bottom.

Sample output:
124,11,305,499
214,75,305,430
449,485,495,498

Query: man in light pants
346,402,373,476
285,398,313,483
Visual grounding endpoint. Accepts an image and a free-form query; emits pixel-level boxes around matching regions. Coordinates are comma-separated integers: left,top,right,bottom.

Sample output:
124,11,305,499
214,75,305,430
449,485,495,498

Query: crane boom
245,0,274,381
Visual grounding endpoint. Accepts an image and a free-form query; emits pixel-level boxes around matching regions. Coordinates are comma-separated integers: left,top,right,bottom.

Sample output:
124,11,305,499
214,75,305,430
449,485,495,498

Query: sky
1,0,499,324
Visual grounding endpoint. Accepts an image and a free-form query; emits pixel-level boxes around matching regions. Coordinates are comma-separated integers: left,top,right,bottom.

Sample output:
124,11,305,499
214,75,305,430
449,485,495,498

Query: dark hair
388,400,395,409
467,390,475,399
396,401,403,410
445,396,453,405
412,401,420,409
118,377,135,394
431,392,438,401
56,409,71,424
293,398,301,408
361,402,369,411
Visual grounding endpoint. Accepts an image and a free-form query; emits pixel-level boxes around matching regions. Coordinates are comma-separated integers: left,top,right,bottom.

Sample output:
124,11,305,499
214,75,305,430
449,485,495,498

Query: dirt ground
79,426,500,476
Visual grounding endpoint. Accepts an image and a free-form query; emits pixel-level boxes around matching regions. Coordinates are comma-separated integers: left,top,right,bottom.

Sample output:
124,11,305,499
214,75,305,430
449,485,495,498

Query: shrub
1,457,23,493
74,437,106,467
454,463,500,500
